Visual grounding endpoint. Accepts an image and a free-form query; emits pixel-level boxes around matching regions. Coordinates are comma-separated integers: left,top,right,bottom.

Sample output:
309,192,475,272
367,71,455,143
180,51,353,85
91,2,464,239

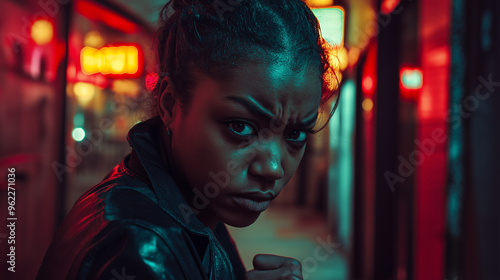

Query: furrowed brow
224,95,318,128
295,113,318,128
224,96,275,121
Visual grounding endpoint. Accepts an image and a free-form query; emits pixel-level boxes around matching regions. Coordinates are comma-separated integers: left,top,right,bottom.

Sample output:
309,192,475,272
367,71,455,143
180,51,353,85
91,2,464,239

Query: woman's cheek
283,151,304,181
243,146,257,164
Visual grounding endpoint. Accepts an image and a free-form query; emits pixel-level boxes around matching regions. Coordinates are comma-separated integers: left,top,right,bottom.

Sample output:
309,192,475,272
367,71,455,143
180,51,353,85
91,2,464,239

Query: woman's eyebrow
223,95,318,127
298,113,319,128
223,95,276,121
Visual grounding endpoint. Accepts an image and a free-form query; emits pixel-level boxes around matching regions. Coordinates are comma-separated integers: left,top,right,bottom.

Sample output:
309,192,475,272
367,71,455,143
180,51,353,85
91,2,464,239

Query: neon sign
312,6,345,47
81,45,142,77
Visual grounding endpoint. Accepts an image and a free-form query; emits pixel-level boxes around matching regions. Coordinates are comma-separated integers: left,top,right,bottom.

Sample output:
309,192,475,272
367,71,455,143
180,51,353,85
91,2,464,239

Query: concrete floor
227,205,348,280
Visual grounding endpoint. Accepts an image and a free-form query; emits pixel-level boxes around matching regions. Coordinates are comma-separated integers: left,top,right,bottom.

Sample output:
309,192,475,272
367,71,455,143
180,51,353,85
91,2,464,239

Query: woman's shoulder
37,165,209,280
75,220,206,280
38,216,208,280
73,174,212,279
71,163,181,233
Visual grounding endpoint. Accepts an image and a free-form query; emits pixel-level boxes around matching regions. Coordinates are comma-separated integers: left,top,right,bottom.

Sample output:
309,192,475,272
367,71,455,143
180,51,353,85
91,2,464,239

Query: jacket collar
126,116,210,235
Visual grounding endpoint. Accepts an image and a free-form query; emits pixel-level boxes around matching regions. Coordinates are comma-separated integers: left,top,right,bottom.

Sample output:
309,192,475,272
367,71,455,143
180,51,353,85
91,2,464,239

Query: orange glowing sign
81,45,142,77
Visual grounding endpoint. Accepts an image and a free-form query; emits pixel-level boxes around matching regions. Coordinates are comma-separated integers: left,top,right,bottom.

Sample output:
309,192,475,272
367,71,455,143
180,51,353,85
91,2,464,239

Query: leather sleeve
75,223,205,280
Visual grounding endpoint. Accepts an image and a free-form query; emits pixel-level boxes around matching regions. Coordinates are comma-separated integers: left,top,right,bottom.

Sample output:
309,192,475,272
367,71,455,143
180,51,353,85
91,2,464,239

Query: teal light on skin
400,68,423,89
158,63,321,230
312,7,345,46
72,128,86,142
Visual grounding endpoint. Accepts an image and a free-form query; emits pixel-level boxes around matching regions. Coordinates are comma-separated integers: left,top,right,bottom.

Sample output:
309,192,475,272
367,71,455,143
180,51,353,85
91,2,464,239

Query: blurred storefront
0,0,155,279
331,0,500,279
0,1,68,279
304,0,499,279
63,0,155,208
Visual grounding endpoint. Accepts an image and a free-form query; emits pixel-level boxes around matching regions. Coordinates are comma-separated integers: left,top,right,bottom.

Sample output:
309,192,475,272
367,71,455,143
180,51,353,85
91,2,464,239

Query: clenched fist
245,254,303,280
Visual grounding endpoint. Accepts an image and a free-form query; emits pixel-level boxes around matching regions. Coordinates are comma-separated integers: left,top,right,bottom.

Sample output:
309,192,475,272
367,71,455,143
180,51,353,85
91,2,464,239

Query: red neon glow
76,0,138,34
362,43,377,98
362,76,374,94
67,64,77,81
428,47,449,67
415,0,449,278
381,0,401,14
145,73,160,92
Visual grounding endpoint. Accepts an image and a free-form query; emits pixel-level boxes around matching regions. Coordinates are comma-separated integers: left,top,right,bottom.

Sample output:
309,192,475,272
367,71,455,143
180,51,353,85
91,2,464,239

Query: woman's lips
232,195,272,212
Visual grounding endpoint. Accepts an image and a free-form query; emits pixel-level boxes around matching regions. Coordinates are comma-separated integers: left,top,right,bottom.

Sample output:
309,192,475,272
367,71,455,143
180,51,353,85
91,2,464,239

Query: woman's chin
221,212,261,228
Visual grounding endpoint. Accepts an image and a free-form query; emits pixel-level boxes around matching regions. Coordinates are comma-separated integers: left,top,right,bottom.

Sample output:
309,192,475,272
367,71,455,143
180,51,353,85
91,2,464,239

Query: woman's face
166,62,322,228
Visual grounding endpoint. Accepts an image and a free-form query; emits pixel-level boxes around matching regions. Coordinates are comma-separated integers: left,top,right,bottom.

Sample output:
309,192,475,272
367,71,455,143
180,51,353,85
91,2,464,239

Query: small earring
166,127,172,135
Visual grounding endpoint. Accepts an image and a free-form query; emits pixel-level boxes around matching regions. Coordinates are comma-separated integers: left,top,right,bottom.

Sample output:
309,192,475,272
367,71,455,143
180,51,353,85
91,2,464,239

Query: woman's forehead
192,62,322,122
226,62,321,103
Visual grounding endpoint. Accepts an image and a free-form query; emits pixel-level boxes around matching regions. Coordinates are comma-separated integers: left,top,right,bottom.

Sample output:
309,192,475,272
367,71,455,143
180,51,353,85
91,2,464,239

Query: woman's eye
286,130,308,142
227,121,255,136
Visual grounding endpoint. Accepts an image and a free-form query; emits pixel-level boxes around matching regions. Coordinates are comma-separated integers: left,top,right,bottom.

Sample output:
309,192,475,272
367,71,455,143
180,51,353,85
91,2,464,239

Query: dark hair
150,0,339,129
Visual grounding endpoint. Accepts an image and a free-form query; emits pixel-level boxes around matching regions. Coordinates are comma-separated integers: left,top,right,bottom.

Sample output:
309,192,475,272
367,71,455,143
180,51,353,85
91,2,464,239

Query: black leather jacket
37,117,246,280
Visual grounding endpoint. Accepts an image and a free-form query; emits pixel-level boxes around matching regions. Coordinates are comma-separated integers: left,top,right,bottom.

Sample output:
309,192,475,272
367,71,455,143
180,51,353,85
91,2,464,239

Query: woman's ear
158,77,178,127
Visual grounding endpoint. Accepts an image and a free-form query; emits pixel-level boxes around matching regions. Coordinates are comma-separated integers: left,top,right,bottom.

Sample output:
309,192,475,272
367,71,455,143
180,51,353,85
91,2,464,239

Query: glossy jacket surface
36,117,246,280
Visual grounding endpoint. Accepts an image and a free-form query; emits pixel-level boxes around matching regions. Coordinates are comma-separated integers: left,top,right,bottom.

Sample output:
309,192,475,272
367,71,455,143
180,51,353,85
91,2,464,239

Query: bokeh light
362,98,374,111
31,19,54,45
72,128,86,142
73,82,96,106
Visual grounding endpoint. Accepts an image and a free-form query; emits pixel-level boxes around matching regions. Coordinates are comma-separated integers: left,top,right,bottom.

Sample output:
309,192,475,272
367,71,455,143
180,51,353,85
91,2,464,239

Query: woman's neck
158,128,219,231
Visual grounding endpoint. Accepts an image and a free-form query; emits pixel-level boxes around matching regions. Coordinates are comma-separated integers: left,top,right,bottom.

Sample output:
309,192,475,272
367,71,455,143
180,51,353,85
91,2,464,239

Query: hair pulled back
151,0,339,124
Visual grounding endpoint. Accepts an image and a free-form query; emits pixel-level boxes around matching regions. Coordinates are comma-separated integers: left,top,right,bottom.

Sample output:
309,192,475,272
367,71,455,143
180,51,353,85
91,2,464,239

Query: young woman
37,0,338,279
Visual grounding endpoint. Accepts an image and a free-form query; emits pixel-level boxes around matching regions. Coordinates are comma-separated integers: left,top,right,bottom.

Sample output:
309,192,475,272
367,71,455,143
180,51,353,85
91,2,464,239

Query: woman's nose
248,140,285,182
